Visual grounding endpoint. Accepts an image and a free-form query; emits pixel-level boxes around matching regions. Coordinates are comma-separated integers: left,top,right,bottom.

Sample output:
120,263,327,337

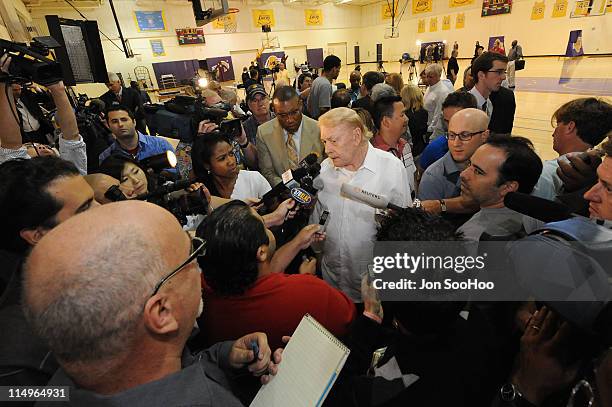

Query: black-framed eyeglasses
276,109,301,119
150,236,206,297
447,130,484,141
487,69,507,75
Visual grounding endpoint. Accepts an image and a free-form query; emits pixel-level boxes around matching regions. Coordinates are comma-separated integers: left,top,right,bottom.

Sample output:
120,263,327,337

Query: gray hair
23,233,165,363
425,64,443,77
107,72,120,83
371,83,397,102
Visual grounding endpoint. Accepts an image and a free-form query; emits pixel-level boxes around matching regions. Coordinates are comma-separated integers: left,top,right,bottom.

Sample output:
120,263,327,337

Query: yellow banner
381,2,399,19
429,17,438,31
417,18,425,32
252,9,275,27
213,13,236,29
572,0,590,16
531,1,545,19
412,0,432,14
442,15,451,29
552,0,568,16
449,0,473,6
305,9,323,25
608,0,612,12
456,13,465,28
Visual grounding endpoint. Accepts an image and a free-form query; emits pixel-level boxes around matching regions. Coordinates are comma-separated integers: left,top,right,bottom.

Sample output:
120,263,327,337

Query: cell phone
318,210,330,233
219,118,242,139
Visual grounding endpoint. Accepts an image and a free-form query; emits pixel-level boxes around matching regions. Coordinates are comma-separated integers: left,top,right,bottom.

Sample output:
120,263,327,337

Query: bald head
447,108,490,165
449,108,490,134
23,201,189,364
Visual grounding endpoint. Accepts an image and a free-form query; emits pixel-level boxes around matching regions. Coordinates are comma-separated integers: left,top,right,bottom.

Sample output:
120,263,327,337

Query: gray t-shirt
307,76,332,119
418,151,462,200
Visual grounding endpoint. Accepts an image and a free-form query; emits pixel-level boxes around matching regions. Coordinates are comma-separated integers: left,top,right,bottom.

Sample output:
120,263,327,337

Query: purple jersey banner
206,56,235,81
482,0,512,16
565,30,584,57
259,52,285,70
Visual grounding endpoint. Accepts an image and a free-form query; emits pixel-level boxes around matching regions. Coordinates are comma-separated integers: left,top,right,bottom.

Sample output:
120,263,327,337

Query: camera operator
12,82,54,145
0,56,87,175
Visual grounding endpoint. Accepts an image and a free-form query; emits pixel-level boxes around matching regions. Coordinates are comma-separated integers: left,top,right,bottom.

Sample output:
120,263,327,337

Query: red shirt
199,273,356,350
372,133,408,161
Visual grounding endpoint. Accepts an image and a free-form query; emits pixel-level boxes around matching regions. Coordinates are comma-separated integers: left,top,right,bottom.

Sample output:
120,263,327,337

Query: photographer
0,56,87,175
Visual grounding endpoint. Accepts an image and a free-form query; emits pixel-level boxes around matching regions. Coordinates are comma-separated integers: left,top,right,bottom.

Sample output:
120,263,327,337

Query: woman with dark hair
191,132,270,200
97,154,153,198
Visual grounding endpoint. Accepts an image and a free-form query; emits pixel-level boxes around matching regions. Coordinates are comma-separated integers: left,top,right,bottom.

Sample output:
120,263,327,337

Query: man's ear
19,227,49,247
481,129,490,142
352,127,363,145
256,244,269,263
566,120,577,135
143,295,179,335
500,180,519,197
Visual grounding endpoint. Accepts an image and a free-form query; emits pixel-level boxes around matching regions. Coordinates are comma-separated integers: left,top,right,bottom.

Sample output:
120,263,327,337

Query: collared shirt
423,81,452,133
418,151,462,200
372,133,416,194
508,45,523,61
243,112,275,145
469,86,493,117
282,118,304,158
99,131,175,165
348,86,360,104
16,100,40,132
310,143,411,302
457,206,527,242
531,158,564,201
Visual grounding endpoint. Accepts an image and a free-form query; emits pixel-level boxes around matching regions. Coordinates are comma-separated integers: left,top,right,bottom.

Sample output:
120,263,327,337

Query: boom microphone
503,192,574,223
340,183,405,211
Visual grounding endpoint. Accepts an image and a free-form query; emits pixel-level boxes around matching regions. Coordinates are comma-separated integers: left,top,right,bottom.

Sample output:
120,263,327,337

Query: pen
251,339,259,363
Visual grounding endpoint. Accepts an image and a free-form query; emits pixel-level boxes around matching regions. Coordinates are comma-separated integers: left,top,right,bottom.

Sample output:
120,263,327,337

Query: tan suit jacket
256,115,324,186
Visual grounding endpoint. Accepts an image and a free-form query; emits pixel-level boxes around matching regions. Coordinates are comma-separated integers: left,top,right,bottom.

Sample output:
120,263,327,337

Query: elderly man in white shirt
311,108,411,302
423,64,453,134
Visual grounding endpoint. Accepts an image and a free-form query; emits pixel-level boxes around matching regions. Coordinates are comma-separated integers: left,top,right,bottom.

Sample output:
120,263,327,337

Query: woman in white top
191,132,271,201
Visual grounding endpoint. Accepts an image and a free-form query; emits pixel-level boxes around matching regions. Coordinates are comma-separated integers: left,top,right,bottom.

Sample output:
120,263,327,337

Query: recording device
104,184,127,202
258,153,321,213
139,151,178,173
0,38,63,86
317,210,330,235
340,184,405,212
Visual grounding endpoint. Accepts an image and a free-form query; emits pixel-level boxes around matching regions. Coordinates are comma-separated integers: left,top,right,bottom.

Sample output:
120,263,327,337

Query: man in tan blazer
256,86,324,186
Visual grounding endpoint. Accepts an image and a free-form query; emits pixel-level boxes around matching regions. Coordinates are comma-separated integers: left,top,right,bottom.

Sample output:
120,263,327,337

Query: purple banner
259,52,285,70
306,48,324,69
488,36,506,55
565,30,584,57
206,56,235,82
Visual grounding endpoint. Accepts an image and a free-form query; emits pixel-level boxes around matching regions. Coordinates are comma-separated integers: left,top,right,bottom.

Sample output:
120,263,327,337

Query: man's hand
294,224,325,251
264,198,297,227
361,274,383,323
556,151,602,193
236,123,249,146
299,256,317,275
229,332,285,385
197,119,218,136
421,199,443,214
511,306,578,406
186,182,213,213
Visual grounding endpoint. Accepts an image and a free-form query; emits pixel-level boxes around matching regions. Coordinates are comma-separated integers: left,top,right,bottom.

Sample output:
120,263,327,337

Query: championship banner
412,0,433,14
456,13,466,28
531,1,545,19
305,9,323,25
252,9,275,27
565,29,584,56
450,0,473,6
175,27,204,45
481,0,513,17
608,0,612,13
571,0,590,16
418,18,426,32
382,2,399,19
552,0,568,17
213,14,237,32
429,17,438,31
150,40,165,56
442,15,451,29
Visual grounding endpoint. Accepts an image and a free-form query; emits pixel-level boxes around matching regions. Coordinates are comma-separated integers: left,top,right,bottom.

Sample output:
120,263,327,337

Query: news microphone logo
290,187,313,205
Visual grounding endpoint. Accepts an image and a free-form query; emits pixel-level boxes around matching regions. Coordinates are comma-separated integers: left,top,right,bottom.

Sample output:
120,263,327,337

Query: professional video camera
0,38,63,86
258,153,322,214
74,94,114,173
104,178,209,226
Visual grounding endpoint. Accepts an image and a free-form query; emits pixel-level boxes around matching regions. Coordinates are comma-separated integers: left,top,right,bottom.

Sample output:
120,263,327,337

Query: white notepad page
250,313,350,407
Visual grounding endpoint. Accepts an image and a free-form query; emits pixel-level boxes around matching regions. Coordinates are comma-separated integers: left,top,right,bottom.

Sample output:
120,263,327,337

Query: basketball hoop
227,7,239,13
384,26,400,39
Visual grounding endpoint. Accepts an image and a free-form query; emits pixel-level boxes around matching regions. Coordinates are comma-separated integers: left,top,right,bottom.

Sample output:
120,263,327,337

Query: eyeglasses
150,236,206,297
487,69,507,75
250,96,269,105
276,109,301,119
447,130,484,141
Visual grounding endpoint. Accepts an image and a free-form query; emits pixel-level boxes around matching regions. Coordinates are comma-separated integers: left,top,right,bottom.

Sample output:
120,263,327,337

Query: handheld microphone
503,192,573,223
340,183,405,211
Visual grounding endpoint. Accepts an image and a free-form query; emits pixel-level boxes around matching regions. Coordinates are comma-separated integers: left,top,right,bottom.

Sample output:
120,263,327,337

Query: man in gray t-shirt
307,55,341,119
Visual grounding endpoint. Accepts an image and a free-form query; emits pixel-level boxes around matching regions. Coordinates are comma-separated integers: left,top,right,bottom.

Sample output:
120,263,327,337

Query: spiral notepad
250,314,350,407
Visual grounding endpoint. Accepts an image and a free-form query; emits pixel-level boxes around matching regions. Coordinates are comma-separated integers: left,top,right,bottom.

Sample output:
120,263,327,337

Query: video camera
0,38,63,86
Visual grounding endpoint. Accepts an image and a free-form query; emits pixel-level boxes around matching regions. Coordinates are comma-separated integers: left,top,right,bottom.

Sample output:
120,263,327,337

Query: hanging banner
206,56,235,82
417,18,426,32
481,0,513,17
134,11,166,32
382,3,399,19
565,29,584,56
305,9,323,25
429,17,438,31
571,0,590,16
213,14,237,32
150,39,165,56
608,0,612,13
175,27,205,45
456,12,466,28
531,1,546,19
252,9,275,27
450,0,474,6
442,15,451,29
552,0,568,17
412,0,433,14
488,36,506,54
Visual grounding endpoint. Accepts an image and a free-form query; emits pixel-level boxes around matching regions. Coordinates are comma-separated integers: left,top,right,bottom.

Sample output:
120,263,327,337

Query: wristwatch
439,199,447,213
413,198,422,209
500,383,537,407
239,139,250,149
